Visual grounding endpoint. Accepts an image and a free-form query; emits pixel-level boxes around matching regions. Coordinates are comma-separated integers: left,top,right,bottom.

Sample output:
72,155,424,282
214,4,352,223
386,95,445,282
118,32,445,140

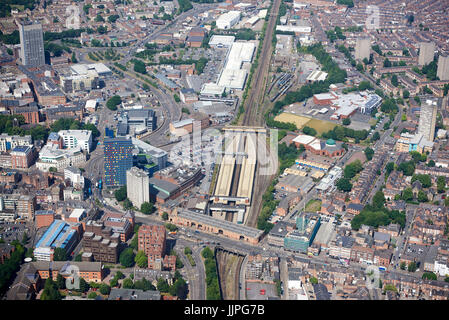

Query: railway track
242,0,281,127
216,0,281,300
242,0,281,228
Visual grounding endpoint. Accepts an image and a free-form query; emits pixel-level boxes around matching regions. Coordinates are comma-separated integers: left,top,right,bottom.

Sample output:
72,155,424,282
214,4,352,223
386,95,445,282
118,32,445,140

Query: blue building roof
12,145,30,153
35,219,77,250
48,132,60,141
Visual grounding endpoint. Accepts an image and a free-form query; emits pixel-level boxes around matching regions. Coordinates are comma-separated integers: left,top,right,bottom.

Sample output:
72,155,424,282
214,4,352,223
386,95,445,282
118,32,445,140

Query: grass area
186,254,196,267
208,164,220,195
273,112,337,135
305,119,338,135
274,112,310,128
305,199,322,212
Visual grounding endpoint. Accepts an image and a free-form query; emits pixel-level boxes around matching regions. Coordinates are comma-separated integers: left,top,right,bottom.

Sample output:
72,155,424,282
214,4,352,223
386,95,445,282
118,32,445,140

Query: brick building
82,220,121,263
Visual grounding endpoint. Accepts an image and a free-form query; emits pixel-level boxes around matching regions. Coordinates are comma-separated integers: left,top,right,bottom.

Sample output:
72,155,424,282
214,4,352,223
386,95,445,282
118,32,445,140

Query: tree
114,186,127,202
140,202,154,215
99,283,111,295
109,278,118,287
201,247,214,259
122,278,134,289
310,277,318,284
171,278,187,299
342,118,351,126
184,247,192,255
71,52,77,63
106,95,121,111
400,262,406,270
422,272,437,281
21,232,28,245
437,176,446,193
407,262,417,272
134,277,155,291
391,74,398,87
79,278,90,293
40,278,62,300
135,251,148,268
371,131,380,142
364,147,374,161
56,274,66,290
88,292,97,299
134,59,147,74
398,161,415,176
336,178,352,192
372,191,386,210
427,160,435,167
385,162,395,176
383,58,391,68
74,253,82,261
344,160,363,179
157,278,170,293
53,247,67,261
402,188,414,202
119,248,135,267
123,198,133,210
130,235,138,250
162,212,169,221
403,90,410,99
417,190,428,203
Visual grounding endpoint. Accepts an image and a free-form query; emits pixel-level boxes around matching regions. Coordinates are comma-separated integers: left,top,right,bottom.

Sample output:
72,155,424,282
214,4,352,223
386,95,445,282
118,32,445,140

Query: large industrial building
216,11,241,29
313,91,382,118
217,42,255,90
34,219,81,261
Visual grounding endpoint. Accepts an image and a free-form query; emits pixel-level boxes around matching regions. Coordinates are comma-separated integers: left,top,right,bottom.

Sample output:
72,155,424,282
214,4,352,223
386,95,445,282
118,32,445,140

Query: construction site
210,126,265,225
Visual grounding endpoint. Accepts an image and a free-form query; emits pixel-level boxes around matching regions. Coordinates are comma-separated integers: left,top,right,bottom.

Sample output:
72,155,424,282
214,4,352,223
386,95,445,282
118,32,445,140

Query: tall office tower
418,42,435,66
103,138,133,187
355,37,371,61
437,54,449,81
418,100,437,142
19,22,45,67
126,167,149,208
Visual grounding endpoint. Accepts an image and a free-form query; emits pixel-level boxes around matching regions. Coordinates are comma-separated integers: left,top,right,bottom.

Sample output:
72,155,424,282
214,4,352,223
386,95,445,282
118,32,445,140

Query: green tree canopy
119,248,135,268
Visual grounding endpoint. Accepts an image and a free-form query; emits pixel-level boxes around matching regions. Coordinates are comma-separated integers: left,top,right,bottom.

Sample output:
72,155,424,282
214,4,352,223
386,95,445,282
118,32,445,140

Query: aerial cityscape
0,0,448,303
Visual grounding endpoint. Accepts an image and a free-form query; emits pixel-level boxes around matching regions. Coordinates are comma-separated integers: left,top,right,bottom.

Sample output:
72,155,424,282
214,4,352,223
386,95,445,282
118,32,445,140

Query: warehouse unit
216,11,241,30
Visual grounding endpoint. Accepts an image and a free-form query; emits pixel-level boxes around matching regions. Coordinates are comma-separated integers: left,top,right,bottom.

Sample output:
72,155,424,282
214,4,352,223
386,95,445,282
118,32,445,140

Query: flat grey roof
178,210,264,239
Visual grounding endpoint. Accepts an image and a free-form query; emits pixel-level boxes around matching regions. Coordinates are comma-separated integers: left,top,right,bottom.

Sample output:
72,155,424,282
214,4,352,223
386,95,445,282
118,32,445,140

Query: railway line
215,0,281,300
242,0,281,229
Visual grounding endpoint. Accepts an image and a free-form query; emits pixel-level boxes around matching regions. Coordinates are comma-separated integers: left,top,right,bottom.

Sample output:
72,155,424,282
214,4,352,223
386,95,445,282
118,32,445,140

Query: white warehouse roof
200,83,225,96
276,25,311,33
218,69,248,90
209,35,235,47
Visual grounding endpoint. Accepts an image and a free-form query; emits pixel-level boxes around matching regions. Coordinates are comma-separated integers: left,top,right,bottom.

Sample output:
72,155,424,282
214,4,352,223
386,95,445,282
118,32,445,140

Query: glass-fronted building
104,137,133,186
